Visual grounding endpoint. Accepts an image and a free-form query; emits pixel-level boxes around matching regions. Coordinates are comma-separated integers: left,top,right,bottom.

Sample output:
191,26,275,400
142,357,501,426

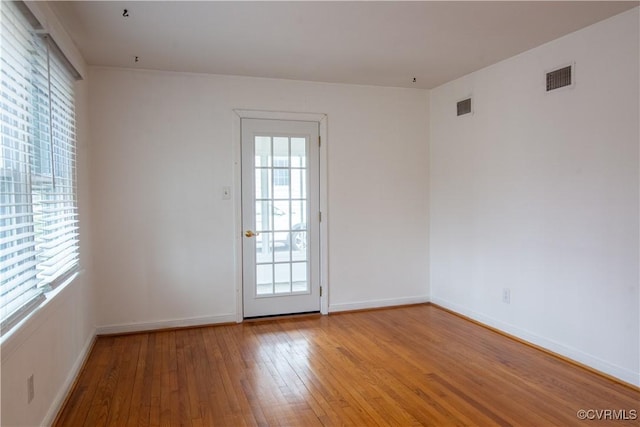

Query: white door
241,119,320,318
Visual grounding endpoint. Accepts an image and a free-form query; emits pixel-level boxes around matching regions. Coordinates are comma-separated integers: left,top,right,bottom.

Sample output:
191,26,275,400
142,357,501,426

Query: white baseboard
43,329,96,427
431,297,640,387
96,314,237,335
329,295,430,313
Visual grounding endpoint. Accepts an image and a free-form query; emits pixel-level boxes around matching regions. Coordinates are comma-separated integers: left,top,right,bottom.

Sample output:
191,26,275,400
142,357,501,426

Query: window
1,1,80,335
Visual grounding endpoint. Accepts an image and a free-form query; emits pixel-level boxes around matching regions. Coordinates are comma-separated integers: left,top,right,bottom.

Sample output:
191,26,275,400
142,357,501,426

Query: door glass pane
292,231,307,261
273,137,289,166
273,200,290,231
292,262,308,292
256,232,273,264
272,231,288,251
274,263,291,294
291,138,306,167
256,201,272,231
255,169,271,199
256,264,273,295
291,200,306,229
255,136,271,167
273,167,290,199
274,242,291,262
291,169,306,199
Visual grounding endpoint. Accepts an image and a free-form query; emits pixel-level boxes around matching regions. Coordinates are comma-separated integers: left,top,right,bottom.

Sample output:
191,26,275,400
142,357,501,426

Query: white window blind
0,1,79,335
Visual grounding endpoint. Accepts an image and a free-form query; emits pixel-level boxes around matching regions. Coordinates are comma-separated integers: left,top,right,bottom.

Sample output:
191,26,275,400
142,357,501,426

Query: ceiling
50,1,638,89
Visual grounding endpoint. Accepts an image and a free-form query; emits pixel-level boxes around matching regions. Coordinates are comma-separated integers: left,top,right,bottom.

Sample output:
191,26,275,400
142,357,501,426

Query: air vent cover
546,65,572,91
457,98,472,116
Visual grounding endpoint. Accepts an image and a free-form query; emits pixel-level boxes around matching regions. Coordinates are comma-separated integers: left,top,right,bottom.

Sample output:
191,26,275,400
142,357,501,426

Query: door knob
245,230,259,238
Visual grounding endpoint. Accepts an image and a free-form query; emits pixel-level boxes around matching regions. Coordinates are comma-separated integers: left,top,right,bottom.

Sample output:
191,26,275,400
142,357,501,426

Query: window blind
0,1,78,334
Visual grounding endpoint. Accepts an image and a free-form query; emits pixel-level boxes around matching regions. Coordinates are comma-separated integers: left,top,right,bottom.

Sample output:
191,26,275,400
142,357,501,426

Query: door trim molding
232,109,329,322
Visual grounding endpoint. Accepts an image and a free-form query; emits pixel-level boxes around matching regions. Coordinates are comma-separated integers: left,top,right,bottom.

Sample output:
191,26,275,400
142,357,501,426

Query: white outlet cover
502,288,511,304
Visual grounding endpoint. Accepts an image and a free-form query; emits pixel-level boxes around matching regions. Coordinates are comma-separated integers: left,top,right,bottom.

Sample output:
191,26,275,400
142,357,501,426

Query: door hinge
320,286,323,297
319,211,322,222
319,135,321,147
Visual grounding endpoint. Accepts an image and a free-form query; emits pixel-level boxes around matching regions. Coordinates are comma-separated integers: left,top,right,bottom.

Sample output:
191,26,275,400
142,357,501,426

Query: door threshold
244,311,321,323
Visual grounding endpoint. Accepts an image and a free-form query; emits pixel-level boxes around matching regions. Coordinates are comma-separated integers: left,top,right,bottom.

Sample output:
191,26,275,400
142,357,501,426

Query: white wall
429,8,639,385
89,68,430,330
1,78,95,427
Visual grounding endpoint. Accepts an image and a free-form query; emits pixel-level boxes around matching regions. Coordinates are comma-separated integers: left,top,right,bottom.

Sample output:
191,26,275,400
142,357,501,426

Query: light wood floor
54,304,639,426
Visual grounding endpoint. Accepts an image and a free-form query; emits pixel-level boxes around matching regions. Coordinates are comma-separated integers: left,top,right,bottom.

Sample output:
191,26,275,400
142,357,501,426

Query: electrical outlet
502,288,511,304
27,375,34,404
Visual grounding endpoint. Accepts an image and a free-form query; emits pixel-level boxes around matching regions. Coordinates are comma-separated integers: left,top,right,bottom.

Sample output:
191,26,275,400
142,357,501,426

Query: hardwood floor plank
183,329,211,425
174,330,194,424
133,333,154,427
149,332,162,427
216,326,259,426
54,338,111,427
106,334,142,427
54,305,640,426
83,337,124,427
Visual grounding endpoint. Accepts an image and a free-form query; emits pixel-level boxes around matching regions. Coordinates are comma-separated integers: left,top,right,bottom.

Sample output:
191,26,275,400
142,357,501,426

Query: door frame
232,109,328,322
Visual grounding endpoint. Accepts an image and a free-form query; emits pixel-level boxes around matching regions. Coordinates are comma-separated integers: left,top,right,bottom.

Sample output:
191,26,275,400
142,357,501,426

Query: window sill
0,270,84,363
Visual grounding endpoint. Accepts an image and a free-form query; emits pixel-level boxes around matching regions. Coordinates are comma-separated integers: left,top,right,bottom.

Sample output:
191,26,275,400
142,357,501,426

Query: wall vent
546,65,572,91
457,98,472,116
